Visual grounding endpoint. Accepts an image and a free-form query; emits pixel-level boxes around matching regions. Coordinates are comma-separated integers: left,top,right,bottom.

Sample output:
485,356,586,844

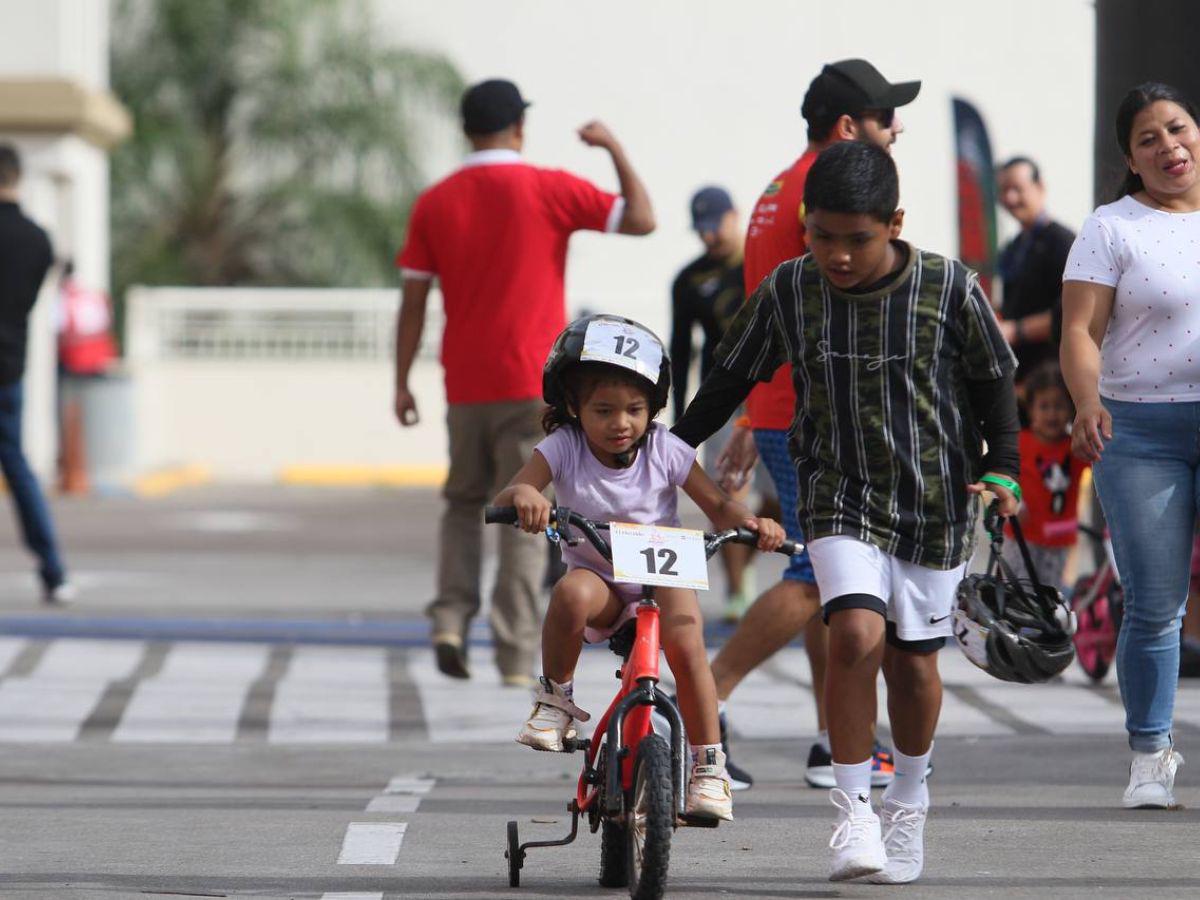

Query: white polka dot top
1064,194,1200,402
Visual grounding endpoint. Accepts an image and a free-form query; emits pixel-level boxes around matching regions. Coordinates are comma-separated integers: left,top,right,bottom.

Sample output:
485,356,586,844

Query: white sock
886,744,932,806
690,743,721,768
543,678,572,699
818,730,831,754
832,758,874,813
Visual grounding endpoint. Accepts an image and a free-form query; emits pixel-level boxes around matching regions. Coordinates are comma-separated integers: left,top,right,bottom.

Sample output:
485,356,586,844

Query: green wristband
980,474,1022,502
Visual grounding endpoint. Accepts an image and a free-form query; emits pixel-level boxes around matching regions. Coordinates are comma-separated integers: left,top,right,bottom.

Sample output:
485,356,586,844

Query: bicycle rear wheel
625,734,673,900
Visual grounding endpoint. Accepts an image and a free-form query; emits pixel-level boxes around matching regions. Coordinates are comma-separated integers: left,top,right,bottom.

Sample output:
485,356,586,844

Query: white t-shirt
1063,194,1200,402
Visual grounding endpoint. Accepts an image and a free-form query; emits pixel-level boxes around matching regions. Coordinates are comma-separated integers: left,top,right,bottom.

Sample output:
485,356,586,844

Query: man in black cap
674,59,921,793
0,144,72,605
394,79,654,685
670,185,759,624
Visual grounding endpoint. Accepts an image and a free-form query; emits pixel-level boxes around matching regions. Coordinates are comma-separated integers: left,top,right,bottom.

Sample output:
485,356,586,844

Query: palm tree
110,0,463,304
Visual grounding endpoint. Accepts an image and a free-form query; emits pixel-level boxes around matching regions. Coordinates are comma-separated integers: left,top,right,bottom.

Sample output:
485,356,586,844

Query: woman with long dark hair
1061,82,1200,807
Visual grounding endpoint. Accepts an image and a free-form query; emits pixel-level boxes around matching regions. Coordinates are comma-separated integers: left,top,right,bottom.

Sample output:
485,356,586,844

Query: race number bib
580,319,663,383
610,522,709,590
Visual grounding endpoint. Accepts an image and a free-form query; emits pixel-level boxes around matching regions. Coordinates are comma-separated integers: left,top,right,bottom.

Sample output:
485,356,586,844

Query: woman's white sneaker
1123,747,1184,809
828,788,885,881
515,677,589,752
863,796,927,883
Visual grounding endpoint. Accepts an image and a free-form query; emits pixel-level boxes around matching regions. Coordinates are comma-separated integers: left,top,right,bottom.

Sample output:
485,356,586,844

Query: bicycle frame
575,593,689,820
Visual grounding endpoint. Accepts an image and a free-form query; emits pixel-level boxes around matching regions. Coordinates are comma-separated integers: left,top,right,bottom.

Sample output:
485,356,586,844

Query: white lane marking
384,776,435,794
366,794,421,813
113,642,269,743
410,646,618,743
269,646,389,743
368,775,435,812
0,638,29,673
321,893,383,900
336,822,407,864
0,641,145,741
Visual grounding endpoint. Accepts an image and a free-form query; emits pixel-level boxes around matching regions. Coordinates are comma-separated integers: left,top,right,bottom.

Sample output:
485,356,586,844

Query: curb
278,465,447,488
133,464,212,497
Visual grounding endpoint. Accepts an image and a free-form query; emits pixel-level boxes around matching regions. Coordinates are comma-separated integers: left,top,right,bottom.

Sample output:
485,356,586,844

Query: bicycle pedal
561,737,591,753
677,814,720,828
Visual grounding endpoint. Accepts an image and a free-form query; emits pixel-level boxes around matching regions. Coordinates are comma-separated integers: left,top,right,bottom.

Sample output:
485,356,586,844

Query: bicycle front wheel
625,734,673,900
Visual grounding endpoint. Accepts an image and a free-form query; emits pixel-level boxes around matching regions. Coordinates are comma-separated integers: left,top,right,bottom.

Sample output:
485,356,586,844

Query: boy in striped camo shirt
673,140,1021,883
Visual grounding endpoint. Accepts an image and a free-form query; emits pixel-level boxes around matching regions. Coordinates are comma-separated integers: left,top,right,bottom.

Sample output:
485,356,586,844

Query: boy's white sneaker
685,747,734,821
862,796,927,883
516,677,589,752
1123,747,1184,809
828,788,886,881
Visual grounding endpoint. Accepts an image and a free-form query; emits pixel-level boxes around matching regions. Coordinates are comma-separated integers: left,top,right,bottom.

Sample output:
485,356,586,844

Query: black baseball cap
801,59,921,124
690,186,734,233
461,79,531,135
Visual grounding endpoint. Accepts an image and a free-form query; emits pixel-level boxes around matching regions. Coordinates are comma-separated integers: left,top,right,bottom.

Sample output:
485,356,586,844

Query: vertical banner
952,98,998,300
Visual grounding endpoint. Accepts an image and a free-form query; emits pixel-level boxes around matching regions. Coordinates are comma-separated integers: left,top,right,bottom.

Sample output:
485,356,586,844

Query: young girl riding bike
491,314,785,821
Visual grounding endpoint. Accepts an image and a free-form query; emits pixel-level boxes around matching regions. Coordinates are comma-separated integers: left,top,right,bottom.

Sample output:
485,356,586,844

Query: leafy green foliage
110,0,463,301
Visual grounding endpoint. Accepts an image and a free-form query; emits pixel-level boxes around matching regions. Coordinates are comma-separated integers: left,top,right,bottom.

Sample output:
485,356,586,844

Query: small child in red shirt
1005,365,1089,589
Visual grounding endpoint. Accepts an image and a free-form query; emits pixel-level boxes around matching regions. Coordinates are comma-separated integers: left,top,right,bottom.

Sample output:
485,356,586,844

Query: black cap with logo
461,79,531,135
801,59,921,125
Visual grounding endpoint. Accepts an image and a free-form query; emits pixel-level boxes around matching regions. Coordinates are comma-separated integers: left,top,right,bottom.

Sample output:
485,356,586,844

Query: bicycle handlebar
484,506,803,562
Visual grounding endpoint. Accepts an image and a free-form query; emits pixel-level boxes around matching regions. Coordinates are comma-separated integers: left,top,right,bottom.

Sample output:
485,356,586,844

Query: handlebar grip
732,527,803,557
484,506,520,525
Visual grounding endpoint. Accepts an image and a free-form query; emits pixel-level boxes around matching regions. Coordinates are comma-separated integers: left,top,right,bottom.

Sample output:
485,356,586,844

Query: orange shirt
742,151,817,430
1007,430,1089,547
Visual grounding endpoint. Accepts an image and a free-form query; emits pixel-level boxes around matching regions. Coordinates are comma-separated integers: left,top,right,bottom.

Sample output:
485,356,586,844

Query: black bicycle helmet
952,508,1076,684
542,314,671,415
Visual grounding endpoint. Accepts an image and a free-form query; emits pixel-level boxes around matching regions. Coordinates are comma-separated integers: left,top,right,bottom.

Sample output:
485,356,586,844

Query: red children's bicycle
1069,523,1124,682
485,506,799,900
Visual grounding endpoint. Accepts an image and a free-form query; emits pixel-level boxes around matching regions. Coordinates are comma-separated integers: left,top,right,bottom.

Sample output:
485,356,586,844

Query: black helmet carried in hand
952,506,1076,684
953,573,1076,683
543,314,671,415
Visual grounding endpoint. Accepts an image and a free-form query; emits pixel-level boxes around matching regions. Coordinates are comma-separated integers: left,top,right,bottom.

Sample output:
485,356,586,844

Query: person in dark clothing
0,145,72,604
670,186,745,420
670,186,756,619
995,157,1076,379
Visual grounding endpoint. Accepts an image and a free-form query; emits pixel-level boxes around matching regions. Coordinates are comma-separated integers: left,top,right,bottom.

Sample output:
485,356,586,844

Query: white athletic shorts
806,535,968,645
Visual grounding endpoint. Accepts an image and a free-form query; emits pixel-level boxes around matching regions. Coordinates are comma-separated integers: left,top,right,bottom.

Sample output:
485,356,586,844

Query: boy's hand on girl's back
966,475,1020,517
512,485,552,534
744,516,786,552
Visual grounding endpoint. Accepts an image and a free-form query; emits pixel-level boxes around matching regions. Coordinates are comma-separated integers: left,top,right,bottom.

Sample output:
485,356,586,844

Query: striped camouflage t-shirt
716,245,1016,569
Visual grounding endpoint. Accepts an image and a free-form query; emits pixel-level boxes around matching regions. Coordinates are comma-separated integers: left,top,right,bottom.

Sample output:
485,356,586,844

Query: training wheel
506,819,522,887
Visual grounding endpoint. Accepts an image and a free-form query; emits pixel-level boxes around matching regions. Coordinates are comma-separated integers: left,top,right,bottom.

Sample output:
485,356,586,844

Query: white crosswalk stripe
114,642,269,743
0,636,1193,743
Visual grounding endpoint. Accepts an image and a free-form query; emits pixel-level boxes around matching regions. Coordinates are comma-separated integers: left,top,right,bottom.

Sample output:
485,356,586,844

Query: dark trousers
0,380,65,588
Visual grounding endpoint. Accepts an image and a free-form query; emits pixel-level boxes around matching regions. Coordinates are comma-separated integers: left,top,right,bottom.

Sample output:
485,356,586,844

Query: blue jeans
1093,398,1198,752
0,380,65,588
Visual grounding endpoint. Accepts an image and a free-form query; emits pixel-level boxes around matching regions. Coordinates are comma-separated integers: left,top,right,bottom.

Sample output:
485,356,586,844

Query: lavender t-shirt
535,424,697,578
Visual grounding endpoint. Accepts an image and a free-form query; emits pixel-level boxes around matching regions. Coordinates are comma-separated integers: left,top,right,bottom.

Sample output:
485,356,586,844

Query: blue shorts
753,429,816,584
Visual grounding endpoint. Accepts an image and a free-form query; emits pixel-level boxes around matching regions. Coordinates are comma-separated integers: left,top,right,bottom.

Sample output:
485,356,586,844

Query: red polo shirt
742,150,817,430
397,150,622,404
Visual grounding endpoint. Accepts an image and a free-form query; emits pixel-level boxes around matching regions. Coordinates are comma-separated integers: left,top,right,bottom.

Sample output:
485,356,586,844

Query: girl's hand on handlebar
512,485,551,534
744,516,785,552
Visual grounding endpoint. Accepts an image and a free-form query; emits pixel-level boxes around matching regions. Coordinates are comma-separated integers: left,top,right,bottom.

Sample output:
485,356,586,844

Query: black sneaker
804,742,835,788
719,710,754,791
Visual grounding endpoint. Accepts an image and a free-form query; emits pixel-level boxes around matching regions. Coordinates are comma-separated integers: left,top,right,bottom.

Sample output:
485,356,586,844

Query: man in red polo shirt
674,60,919,790
394,79,654,684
